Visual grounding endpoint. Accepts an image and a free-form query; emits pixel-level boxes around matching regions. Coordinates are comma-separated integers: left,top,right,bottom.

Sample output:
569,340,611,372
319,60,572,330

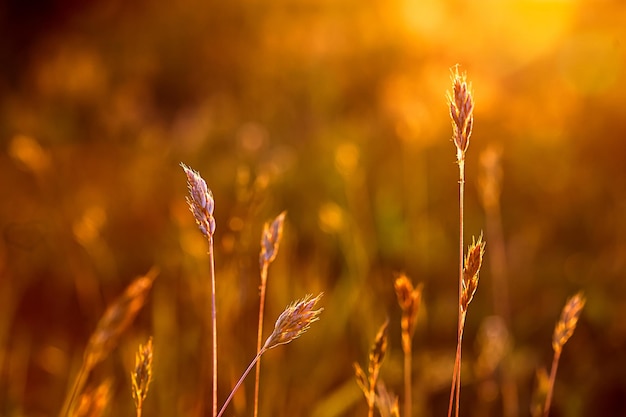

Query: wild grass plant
181,163,324,417
350,67,585,417
36,68,585,417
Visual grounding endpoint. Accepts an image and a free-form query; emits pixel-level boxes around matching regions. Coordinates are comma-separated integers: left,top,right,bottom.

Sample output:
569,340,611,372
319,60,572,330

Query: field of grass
1,0,625,416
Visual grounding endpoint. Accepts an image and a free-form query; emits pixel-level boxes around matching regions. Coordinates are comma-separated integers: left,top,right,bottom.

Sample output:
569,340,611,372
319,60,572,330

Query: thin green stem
448,157,465,417
253,263,269,417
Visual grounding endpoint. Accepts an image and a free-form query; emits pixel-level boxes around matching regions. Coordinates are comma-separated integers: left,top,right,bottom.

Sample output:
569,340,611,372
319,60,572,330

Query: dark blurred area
1,0,625,416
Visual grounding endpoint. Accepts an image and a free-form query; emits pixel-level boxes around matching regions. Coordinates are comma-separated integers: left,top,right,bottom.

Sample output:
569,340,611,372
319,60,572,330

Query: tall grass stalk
181,163,218,417
446,66,482,417
253,211,286,417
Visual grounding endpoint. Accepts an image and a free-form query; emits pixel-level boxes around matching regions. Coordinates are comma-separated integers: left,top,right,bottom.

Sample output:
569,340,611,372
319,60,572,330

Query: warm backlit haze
1,0,625,416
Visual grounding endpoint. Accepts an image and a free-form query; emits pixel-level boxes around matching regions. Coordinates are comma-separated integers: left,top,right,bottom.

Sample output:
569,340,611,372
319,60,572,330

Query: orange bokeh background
1,0,625,416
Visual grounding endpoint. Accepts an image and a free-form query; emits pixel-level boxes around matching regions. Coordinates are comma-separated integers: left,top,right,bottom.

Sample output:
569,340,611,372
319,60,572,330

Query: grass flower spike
448,66,474,162
552,292,586,354
259,211,286,268
461,235,486,312
181,162,216,237
544,292,586,417
354,319,389,417
263,293,324,350
131,337,154,417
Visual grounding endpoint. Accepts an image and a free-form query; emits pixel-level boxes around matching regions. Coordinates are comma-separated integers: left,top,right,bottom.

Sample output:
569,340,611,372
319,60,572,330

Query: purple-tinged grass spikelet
217,293,323,417
180,162,216,237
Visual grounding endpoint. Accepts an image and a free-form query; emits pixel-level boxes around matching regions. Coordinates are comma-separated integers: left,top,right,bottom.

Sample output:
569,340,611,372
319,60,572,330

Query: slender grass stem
543,350,561,417
403,338,412,417
208,235,218,417
447,312,466,417
367,381,375,417
253,263,269,417
218,351,264,417
456,160,465,417
448,157,465,417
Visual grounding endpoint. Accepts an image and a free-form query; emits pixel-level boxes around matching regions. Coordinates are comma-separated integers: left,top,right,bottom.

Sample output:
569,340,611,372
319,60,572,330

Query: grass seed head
260,211,287,269
131,337,154,411
461,235,485,312
394,274,423,350
181,162,216,237
552,292,586,354
263,293,324,350
448,66,475,162
368,319,389,378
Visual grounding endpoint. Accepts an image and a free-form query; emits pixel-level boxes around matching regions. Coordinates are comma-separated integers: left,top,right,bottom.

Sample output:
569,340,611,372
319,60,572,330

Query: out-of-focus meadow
1,0,625,416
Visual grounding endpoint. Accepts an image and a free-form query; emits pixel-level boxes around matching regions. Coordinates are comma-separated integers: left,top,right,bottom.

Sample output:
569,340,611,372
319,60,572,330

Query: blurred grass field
1,0,625,416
